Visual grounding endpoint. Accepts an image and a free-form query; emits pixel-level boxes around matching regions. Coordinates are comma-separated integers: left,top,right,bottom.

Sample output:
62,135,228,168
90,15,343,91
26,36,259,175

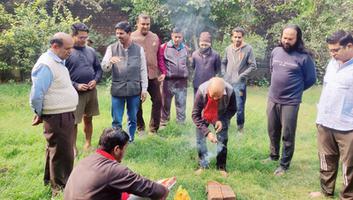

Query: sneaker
148,130,157,136
220,170,228,177
274,166,287,176
159,124,167,130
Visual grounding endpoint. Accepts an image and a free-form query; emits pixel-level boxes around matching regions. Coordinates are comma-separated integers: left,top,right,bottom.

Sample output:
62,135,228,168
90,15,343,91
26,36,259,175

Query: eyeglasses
329,47,342,53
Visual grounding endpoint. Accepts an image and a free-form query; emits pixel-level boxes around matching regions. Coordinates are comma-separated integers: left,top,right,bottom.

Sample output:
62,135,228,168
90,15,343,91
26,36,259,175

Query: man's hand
110,56,120,64
77,83,89,91
215,121,223,133
141,91,147,103
88,80,97,90
207,132,218,143
158,74,166,82
32,115,42,126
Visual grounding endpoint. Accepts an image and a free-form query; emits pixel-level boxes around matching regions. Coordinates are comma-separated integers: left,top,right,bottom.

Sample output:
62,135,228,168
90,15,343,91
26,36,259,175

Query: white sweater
32,53,78,114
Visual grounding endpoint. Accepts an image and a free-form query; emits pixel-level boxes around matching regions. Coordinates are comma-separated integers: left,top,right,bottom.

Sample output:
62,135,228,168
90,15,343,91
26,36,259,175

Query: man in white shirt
310,30,353,199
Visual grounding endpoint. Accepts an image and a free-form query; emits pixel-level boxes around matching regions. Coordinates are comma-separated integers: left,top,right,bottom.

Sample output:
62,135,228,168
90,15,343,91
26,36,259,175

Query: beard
281,42,296,52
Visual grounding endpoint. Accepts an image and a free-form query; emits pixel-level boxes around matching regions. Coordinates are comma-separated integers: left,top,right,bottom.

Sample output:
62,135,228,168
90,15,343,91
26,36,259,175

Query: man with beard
101,21,148,142
221,27,257,134
192,32,221,95
264,24,316,176
65,23,102,153
131,14,166,135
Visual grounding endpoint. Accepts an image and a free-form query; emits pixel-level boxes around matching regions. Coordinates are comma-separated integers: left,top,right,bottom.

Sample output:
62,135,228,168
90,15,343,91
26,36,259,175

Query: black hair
114,21,132,33
71,23,89,36
98,127,130,153
326,30,353,46
280,24,308,54
172,27,182,34
232,27,245,36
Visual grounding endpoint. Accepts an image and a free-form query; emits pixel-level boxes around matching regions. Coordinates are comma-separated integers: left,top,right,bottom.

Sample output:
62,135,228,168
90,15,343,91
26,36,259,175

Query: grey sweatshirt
221,43,257,84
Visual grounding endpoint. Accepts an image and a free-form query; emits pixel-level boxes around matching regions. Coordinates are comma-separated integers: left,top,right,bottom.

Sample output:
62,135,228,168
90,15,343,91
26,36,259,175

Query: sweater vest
131,31,160,79
110,42,142,97
32,52,78,114
163,41,188,78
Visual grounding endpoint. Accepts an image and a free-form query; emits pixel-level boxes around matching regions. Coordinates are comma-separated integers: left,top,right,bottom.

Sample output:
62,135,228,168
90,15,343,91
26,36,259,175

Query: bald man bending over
30,32,78,197
192,77,237,177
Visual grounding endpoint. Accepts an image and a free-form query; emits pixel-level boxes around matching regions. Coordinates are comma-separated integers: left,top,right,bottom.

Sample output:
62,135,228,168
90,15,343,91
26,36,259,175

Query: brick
206,181,236,200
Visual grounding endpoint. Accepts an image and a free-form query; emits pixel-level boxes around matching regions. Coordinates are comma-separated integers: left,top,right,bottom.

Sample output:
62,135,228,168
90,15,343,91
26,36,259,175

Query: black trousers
267,100,299,169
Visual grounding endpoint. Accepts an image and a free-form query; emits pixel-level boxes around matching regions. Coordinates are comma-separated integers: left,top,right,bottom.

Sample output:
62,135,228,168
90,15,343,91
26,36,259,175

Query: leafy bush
0,0,79,81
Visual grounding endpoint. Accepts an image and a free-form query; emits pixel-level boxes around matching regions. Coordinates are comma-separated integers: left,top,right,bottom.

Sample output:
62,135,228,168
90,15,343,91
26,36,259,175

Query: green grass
0,83,341,199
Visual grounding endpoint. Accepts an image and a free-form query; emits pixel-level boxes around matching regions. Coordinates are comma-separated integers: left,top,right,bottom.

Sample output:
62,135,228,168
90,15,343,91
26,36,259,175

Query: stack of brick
206,181,236,200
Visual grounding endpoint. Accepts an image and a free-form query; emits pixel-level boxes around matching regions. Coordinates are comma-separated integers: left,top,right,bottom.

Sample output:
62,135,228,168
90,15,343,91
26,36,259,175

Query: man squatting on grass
30,32,78,196
131,14,167,135
192,77,237,177
64,127,169,200
309,30,353,199
221,27,257,134
65,23,102,153
101,21,148,142
265,24,316,176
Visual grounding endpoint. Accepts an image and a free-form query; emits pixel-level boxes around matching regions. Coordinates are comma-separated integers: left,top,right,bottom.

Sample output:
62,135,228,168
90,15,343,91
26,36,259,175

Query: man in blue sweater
66,23,102,152
265,24,316,176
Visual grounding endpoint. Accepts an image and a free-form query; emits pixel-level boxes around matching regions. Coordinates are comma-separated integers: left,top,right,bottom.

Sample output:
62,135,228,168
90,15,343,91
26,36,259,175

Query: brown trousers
42,112,75,193
317,124,353,199
137,78,162,132
267,100,300,169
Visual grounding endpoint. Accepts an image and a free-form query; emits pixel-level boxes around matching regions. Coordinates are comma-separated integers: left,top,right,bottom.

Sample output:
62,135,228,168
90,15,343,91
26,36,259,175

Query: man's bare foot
309,191,324,198
220,170,228,177
83,142,92,151
195,168,204,175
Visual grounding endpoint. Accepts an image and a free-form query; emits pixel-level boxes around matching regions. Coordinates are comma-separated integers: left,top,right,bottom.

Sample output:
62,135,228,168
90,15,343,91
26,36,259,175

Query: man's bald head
208,77,225,100
50,32,74,60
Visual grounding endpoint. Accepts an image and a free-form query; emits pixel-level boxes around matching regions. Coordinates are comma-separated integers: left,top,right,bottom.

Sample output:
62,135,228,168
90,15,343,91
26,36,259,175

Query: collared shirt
29,50,64,115
316,58,353,131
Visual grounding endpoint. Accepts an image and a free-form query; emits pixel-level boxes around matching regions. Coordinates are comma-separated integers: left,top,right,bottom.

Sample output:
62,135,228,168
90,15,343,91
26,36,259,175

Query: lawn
0,83,338,200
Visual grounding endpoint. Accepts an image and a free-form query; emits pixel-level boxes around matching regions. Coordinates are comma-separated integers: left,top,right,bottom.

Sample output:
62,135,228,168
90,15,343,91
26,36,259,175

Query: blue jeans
196,121,229,170
232,82,247,126
111,95,140,141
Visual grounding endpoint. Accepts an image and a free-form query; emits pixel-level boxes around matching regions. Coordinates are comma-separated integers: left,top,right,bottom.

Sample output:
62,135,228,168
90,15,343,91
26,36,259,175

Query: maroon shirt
64,152,167,200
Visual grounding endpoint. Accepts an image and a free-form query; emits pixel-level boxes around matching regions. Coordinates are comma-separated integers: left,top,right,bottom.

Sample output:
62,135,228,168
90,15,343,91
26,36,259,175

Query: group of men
28,12,353,199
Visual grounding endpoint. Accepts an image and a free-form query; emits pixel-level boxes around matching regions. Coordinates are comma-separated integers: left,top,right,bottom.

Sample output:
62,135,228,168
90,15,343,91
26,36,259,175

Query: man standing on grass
160,27,189,128
30,32,78,197
131,14,166,135
101,21,148,142
310,30,353,199
221,27,257,134
264,24,316,176
64,127,169,200
192,77,237,177
192,31,221,95
65,23,102,153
